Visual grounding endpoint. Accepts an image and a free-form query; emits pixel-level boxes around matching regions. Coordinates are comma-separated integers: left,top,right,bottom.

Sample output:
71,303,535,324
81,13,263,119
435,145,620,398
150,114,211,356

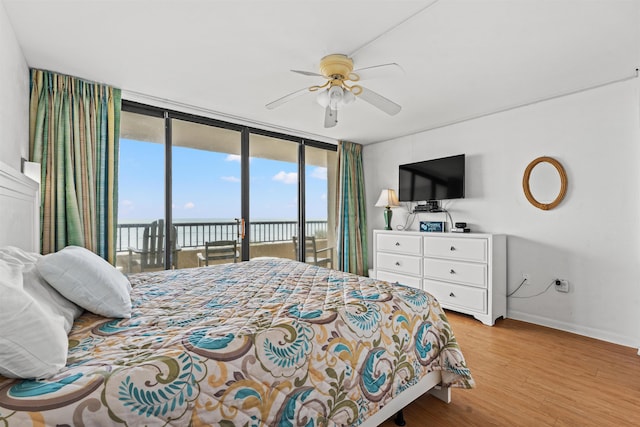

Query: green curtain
335,141,368,275
29,69,121,263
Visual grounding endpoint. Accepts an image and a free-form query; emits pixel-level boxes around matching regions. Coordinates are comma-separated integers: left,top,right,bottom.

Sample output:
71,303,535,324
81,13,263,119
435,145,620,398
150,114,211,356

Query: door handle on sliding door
235,218,245,240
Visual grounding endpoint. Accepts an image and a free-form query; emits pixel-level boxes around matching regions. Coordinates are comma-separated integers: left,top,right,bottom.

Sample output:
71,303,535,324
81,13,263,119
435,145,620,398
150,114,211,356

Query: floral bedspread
0,258,473,426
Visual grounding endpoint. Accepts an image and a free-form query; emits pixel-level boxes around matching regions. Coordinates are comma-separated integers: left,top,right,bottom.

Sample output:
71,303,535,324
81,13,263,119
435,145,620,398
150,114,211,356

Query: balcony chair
292,236,333,268
197,240,239,267
127,219,180,273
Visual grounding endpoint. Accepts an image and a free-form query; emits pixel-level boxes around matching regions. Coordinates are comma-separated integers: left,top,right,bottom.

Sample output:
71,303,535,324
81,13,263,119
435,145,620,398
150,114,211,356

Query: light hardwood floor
381,311,640,427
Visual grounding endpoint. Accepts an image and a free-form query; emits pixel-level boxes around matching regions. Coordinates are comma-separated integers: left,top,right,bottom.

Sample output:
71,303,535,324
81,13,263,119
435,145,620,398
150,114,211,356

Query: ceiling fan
266,54,403,128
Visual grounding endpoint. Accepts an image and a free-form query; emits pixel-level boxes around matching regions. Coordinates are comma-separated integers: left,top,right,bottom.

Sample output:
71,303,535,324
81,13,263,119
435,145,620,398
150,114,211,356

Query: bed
0,161,474,426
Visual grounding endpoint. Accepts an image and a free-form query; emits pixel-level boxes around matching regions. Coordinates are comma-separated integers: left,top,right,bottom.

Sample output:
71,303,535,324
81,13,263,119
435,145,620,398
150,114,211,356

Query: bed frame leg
429,384,451,403
394,410,406,426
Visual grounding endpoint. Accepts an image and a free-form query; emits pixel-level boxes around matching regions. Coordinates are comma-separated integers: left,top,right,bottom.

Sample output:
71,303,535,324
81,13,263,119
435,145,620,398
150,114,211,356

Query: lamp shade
374,189,400,208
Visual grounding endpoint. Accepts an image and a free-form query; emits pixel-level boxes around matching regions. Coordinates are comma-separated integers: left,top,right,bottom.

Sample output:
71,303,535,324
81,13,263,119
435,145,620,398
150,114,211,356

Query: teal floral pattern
0,259,473,426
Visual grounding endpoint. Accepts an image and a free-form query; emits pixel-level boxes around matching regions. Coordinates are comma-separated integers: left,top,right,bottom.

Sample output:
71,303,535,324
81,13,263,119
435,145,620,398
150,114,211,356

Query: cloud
321,193,327,200
273,171,298,184
310,167,327,180
184,202,195,209
119,199,135,214
225,154,254,163
221,176,241,183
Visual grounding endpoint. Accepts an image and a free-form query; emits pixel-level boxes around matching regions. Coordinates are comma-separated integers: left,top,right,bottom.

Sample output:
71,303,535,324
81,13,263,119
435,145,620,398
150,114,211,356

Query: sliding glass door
171,118,242,268
248,134,299,260
246,134,337,266
117,101,337,271
305,145,337,268
116,110,166,273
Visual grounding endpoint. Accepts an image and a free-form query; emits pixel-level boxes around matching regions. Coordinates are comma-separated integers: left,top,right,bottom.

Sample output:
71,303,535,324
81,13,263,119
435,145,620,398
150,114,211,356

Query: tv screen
398,154,465,202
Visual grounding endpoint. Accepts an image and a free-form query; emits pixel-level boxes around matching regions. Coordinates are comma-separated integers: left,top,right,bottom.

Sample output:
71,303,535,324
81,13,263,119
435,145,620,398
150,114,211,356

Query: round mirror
529,162,560,203
522,157,567,210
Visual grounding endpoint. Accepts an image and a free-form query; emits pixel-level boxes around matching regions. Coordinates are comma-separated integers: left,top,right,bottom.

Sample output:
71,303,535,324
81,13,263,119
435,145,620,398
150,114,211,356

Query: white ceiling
3,0,639,144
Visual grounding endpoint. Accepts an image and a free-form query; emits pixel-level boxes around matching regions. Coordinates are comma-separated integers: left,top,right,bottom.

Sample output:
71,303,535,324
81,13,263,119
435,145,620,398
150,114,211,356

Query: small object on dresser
451,227,471,233
413,204,431,212
454,222,467,228
420,221,445,232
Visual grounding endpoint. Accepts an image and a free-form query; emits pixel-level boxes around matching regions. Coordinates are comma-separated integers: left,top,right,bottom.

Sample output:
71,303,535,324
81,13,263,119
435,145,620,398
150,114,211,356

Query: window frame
121,100,337,266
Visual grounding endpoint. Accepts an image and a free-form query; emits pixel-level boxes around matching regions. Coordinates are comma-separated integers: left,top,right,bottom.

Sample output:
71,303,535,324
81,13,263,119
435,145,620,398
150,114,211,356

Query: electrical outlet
555,279,569,293
522,273,530,281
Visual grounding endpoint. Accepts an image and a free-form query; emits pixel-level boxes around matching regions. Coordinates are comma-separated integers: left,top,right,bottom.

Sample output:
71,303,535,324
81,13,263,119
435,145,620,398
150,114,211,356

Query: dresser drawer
423,258,487,288
377,233,422,255
376,252,422,276
375,270,422,290
424,280,486,313
424,237,487,263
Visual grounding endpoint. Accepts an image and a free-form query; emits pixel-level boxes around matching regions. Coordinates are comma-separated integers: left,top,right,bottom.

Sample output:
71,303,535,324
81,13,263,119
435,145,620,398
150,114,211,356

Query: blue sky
118,139,328,222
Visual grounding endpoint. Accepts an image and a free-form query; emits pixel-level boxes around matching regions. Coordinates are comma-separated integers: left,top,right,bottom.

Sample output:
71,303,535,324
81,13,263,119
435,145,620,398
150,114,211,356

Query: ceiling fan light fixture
328,85,343,110
342,89,355,105
267,53,402,127
318,85,356,110
316,89,330,107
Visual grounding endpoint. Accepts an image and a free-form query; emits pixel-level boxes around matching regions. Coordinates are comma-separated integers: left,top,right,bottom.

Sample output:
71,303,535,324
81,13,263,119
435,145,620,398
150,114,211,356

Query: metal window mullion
241,128,250,261
297,142,305,262
164,113,172,269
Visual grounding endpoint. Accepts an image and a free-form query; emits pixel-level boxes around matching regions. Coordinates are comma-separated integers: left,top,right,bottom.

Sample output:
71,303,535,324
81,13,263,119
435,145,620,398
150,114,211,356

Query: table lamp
374,189,400,230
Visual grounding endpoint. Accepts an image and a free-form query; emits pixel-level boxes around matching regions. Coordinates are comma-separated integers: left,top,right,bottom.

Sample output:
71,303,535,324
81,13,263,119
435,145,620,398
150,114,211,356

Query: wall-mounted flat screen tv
398,154,465,202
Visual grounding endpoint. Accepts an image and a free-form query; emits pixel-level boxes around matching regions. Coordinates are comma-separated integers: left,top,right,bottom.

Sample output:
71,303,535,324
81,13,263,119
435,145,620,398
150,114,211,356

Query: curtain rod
121,89,337,145
381,68,640,142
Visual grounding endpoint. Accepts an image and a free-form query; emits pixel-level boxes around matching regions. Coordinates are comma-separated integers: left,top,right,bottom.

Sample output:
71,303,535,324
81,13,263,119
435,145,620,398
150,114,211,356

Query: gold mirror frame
522,156,567,210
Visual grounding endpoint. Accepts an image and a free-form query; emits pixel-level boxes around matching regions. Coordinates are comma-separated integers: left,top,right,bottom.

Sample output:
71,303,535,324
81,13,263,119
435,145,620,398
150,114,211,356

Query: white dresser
373,230,506,326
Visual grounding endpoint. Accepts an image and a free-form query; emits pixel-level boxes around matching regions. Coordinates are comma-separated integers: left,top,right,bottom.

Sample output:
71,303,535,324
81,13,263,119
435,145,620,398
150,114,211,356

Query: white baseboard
507,309,639,353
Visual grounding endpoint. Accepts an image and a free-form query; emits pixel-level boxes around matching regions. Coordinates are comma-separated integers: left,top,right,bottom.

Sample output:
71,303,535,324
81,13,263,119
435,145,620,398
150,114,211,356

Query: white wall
364,79,640,349
0,0,29,170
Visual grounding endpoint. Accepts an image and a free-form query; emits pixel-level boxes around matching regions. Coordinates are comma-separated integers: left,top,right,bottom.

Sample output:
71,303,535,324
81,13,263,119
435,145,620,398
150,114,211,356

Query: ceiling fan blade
324,106,337,128
265,87,311,110
353,63,404,80
357,87,402,116
291,69,324,77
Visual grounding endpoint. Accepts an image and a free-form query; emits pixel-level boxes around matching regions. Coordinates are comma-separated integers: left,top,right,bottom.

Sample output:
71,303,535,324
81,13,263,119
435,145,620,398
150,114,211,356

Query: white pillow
37,246,132,318
0,259,68,379
0,246,40,264
0,246,83,333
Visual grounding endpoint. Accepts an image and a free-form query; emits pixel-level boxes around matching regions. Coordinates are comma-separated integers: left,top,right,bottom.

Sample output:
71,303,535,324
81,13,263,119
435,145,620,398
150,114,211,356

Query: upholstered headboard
0,160,40,252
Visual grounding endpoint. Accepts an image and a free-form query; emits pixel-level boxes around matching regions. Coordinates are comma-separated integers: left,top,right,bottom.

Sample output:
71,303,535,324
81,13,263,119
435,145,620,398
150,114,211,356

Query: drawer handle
395,242,401,246
450,246,456,251
395,262,401,266
449,269,456,274
449,292,456,297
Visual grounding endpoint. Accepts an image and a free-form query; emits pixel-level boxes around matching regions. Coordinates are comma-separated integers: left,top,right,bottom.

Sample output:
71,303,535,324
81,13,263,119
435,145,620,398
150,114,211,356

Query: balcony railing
117,220,329,252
